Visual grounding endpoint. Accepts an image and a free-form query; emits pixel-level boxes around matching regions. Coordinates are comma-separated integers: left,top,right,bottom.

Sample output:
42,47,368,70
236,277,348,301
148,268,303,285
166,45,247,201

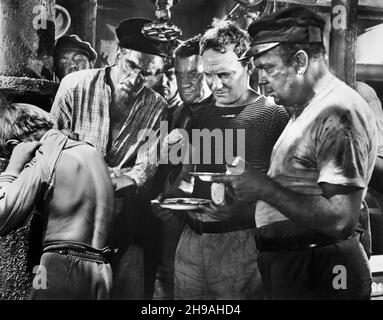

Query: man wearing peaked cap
51,17,169,299
239,6,325,61
54,34,98,80
215,6,377,299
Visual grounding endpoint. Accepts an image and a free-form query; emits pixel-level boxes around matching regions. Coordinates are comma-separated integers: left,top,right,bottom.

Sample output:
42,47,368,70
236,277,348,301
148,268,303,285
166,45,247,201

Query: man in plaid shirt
51,18,169,299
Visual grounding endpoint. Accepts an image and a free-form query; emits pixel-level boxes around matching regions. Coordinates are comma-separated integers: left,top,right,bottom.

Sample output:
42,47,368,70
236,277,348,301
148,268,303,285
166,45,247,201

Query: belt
44,246,114,264
185,213,254,235
255,233,357,252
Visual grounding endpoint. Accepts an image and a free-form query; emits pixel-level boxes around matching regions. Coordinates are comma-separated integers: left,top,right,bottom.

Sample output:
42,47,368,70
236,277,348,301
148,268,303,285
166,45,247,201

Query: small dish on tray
151,198,211,210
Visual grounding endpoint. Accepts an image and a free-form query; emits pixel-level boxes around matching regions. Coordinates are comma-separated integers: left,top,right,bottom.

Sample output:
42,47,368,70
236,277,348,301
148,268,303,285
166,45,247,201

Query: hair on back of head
199,19,250,58
174,35,201,58
0,103,56,158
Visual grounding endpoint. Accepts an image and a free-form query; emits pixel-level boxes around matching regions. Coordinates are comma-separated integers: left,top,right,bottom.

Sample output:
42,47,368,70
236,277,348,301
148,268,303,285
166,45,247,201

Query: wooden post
329,0,358,87
79,0,97,48
58,0,97,48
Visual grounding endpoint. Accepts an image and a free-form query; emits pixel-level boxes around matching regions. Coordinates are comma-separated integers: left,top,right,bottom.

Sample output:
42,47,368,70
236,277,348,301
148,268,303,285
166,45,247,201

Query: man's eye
74,58,88,64
220,73,232,79
126,61,139,70
59,58,69,64
189,72,198,79
141,71,154,78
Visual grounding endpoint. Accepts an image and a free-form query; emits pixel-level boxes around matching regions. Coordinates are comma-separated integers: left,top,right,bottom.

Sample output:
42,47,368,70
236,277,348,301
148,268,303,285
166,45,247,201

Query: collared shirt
50,67,167,187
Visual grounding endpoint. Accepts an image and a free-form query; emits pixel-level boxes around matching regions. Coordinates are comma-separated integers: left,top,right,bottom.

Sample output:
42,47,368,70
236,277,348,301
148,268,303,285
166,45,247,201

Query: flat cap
54,35,97,61
116,17,168,58
239,6,326,60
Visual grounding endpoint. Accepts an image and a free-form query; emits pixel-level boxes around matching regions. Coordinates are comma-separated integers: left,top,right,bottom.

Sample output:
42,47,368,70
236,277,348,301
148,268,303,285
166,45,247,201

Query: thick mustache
119,76,147,89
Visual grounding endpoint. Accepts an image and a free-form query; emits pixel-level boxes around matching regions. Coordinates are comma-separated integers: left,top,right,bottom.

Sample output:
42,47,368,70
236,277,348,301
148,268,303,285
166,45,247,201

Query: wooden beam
270,0,383,10
78,0,98,48
329,0,358,87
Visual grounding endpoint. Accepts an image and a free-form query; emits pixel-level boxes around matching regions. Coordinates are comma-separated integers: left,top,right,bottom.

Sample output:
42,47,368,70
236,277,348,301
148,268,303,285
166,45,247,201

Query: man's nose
161,73,168,87
180,77,191,89
258,69,269,84
128,69,142,85
210,75,223,91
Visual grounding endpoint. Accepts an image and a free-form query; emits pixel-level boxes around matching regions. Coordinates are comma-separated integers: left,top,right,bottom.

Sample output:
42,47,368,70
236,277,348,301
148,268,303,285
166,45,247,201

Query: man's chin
117,90,132,104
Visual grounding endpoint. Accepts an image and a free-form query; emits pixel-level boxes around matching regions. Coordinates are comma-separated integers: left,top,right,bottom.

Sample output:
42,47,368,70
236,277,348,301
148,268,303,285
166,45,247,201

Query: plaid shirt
51,67,167,187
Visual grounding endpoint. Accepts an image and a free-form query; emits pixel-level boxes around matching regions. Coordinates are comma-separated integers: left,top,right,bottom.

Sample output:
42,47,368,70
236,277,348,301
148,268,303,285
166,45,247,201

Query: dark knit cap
116,17,168,58
239,6,326,60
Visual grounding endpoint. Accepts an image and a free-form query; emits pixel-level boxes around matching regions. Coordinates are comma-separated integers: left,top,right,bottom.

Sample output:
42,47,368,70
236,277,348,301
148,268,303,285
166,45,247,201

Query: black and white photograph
0,0,382,307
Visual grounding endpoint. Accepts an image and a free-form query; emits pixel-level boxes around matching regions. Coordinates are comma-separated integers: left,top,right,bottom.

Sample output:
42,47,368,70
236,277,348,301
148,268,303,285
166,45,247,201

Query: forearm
0,171,39,235
259,179,359,239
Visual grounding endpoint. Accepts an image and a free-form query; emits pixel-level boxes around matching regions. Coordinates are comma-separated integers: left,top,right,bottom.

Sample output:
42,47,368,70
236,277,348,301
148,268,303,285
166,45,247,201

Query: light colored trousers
174,225,264,300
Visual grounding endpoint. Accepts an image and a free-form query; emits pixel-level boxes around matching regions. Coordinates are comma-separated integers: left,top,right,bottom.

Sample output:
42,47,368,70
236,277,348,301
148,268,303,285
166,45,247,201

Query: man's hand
199,202,234,221
151,193,173,221
161,129,187,157
6,141,41,176
213,167,272,203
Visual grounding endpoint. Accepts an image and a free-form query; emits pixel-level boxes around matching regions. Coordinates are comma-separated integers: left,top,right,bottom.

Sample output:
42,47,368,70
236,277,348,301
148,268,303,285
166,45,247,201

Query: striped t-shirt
191,95,289,200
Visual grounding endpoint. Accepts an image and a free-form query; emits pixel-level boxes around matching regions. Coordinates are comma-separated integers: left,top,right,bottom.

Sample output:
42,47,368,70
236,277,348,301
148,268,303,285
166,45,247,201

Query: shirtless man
0,103,114,299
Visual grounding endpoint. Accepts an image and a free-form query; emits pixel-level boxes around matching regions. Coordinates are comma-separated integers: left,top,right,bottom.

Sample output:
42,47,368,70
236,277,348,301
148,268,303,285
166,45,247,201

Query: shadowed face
175,54,207,104
116,48,165,103
254,47,303,107
151,64,178,103
56,50,92,79
202,46,249,106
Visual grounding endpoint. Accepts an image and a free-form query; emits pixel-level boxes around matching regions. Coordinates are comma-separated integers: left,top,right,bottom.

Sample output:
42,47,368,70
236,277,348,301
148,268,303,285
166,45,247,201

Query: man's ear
246,58,255,75
5,139,20,153
116,46,122,62
294,50,309,75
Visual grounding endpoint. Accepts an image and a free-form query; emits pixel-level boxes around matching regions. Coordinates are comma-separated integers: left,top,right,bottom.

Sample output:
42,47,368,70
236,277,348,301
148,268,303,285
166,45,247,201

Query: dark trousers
110,194,160,299
153,214,185,300
257,236,372,300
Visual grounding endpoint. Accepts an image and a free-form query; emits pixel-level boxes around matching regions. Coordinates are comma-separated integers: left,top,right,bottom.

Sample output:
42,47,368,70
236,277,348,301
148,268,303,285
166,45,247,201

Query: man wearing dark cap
216,6,377,299
54,34,97,80
51,17,168,299
151,36,213,300
149,40,183,116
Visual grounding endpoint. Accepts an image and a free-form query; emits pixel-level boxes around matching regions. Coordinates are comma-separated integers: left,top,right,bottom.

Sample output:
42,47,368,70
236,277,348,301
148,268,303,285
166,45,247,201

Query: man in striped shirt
173,20,289,299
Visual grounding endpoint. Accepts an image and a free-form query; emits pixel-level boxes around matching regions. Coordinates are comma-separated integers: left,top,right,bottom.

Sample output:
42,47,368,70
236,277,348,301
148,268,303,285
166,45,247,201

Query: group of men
0,5,380,300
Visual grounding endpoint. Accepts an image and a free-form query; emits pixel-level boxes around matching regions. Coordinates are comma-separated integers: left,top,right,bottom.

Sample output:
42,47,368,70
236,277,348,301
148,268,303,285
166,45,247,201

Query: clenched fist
6,141,42,176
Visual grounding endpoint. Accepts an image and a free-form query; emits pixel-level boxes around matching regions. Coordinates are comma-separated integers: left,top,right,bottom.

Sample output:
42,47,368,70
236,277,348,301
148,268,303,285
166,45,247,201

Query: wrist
259,176,276,201
0,171,19,180
3,165,23,177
